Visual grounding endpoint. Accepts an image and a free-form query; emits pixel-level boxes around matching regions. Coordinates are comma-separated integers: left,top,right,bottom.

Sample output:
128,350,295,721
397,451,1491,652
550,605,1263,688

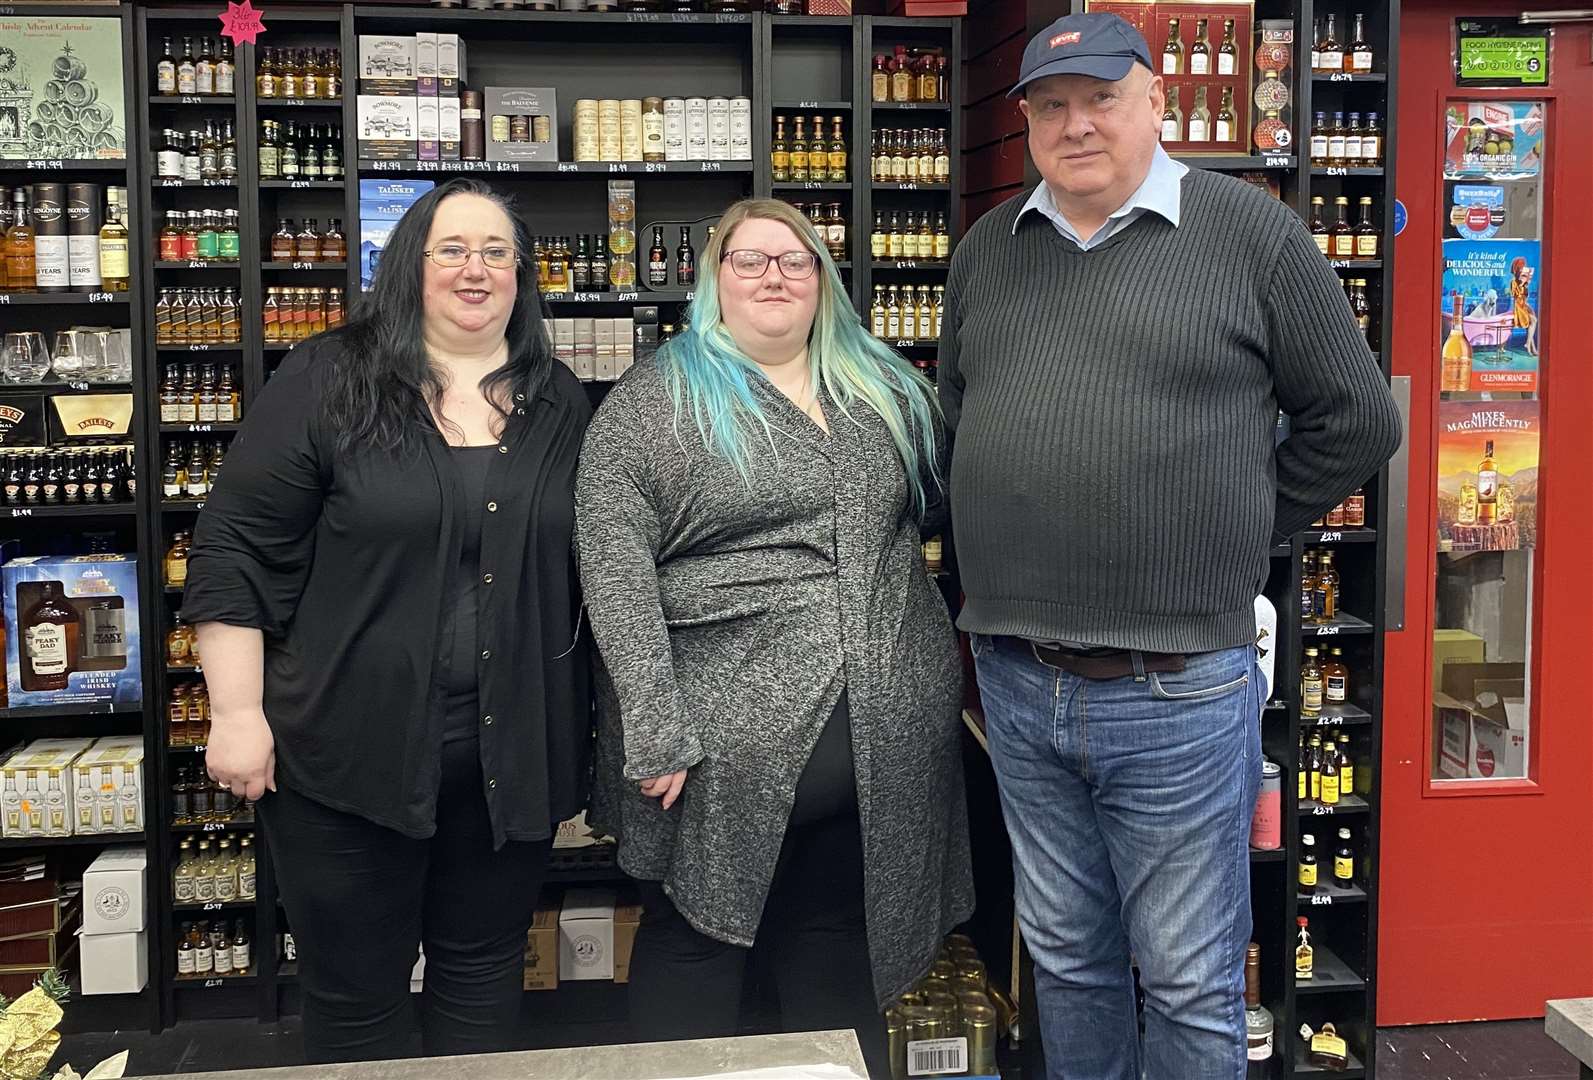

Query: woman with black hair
183,179,591,1063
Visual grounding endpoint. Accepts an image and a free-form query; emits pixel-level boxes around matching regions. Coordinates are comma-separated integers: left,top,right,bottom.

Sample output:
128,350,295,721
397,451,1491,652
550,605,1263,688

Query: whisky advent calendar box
2,554,142,711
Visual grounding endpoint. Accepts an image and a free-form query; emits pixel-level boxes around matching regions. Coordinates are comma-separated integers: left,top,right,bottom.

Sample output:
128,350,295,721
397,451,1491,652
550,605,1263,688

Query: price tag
714,12,743,19
700,161,722,171
204,901,223,911
1328,260,1350,270
798,100,819,108
291,261,315,270
1312,805,1334,815
1326,167,1348,177
9,509,31,518
498,162,521,173
1311,893,1334,905
684,290,696,301
1330,72,1353,82
894,340,915,348
897,182,919,191
414,161,441,172
1265,155,1291,167
194,744,207,752
203,179,230,187
68,381,90,391
0,9,18,17
896,260,917,269
460,161,489,172
203,822,225,831
556,162,579,173
1317,624,1341,636
1319,531,1343,542
27,159,63,170
189,424,213,433
0,295,9,305
574,292,600,302
204,978,224,988
289,180,310,189
160,178,184,187
618,291,639,301
645,162,667,173
88,292,113,303
371,161,400,171
181,95,203,104
187,344,210,351
1319,716,1344,726
609,162,631,173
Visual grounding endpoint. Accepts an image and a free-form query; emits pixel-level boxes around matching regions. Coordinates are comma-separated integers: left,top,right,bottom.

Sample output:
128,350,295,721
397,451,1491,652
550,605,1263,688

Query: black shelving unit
0,1,161,1035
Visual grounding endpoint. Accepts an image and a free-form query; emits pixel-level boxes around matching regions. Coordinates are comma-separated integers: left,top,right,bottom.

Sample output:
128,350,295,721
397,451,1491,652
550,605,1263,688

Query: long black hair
321,178,552,455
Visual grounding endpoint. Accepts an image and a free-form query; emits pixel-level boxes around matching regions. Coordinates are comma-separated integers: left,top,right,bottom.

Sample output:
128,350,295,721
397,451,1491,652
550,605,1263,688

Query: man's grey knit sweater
938,168,1401,654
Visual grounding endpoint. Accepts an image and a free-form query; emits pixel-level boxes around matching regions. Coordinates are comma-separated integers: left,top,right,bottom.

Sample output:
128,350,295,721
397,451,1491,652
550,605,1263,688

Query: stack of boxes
0,736,145,839
356,34,467,163
0,861,80,998
524,887,641,992
550,316,636,383
79,846,149,995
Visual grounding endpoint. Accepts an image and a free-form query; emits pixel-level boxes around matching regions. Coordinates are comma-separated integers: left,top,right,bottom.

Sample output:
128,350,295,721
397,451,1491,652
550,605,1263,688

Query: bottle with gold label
891,47,912,102
1298,834,1319,894
1330,196,1355,257
98,189,130,292
871,54,890,102
933,211,951,261
887,211,905,259
1355,197,1379,257
1307,196,1330,255
771,115,790,181
1307,732,1324,800
1337,732,1355,795
790,115,809,182
934,127,950,183
870,211,887,260
1313,551,1340,622
1334,827,1355,887
870,286,886,337
1308,1024,1349,1069
1320,739,1340,804
1295,917,1314,979
1300,647,1324,718
828,116,847,182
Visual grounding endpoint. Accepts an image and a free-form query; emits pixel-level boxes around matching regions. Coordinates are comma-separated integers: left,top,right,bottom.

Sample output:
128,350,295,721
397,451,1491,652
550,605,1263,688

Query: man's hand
639,770,687,811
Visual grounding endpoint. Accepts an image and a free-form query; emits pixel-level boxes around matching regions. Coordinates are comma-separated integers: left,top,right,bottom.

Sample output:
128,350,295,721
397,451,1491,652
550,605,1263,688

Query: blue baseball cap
1008,12,1155,98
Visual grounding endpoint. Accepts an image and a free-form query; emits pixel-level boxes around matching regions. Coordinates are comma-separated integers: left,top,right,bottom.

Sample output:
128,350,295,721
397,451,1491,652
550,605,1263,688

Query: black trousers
258,738,550,1064
628,693,891,1079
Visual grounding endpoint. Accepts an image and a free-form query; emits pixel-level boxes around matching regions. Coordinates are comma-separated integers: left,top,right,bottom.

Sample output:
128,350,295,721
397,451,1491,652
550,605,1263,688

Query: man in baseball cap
938,10,1400,1080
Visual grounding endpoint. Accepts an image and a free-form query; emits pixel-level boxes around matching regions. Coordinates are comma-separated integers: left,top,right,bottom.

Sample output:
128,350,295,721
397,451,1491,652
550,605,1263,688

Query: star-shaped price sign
219,0,267,47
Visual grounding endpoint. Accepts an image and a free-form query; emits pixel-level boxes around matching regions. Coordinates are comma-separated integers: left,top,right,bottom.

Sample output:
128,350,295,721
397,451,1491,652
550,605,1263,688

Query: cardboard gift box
0,739,94,838
78,928,145,995
3,554,142,711
72,735,144,835
484,88,559,163
523,902,560,991
81,845,146,935
558,888,615,981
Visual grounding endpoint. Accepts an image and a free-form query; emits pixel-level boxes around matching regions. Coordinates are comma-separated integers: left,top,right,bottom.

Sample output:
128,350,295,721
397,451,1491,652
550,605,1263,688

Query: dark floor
51,1017,1583,1078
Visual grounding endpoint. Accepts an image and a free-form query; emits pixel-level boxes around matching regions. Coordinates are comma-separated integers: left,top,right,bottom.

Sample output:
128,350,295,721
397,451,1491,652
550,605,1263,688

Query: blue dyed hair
657,198,942,519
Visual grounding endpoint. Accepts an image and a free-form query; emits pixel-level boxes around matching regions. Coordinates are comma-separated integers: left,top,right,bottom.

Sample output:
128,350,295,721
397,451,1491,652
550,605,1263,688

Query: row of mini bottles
174,835,257,905
1299,645,1352,716
532,235,679,294
1298,729,1358,805
162,438,228,499
168,679,212,746
158,210,242,263
154,123,239,182
1313,487,1367,529
1298,827,1360,895
159,364,243,424
1,184,131,294
786,203,849,262
255,47,342,100
1299,550,1341,623
263,287,346,342
268,218,347,263
1339,277,1374,347
258,122,345,181
870,129,951,184
177,918,254,979
1311,13,1377,74
1160,86,1238,144
0,447,134,506
155,288,243,346
1158,17,1241,76
885,933,1007,1080
644,228,699,289
167,612,201,669
1308,111,1385,166
1309,196,1380,258
153,36,237,96
870,48,950,103
171,764,256,827
869,285,945,343
869,210,951,262
770,115,848,184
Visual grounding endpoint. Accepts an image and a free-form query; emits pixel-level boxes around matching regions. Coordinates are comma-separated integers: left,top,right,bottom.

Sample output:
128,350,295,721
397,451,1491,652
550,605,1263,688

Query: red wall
960,1,1030,228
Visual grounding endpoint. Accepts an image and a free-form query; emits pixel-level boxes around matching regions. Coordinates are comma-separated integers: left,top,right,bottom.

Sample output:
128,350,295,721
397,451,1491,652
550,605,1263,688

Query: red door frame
1380,0,1593,1025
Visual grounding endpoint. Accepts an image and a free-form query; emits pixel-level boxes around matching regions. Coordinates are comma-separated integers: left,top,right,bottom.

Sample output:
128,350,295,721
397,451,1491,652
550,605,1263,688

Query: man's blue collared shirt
1012,144,1189,250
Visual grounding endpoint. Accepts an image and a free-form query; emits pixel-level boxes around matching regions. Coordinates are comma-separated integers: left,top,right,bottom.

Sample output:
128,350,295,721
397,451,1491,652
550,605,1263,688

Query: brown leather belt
1029,642,1188,680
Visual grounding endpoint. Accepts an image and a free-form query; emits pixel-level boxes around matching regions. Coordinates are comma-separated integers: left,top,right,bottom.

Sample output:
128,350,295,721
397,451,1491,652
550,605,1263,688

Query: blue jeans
971,635,1262,1080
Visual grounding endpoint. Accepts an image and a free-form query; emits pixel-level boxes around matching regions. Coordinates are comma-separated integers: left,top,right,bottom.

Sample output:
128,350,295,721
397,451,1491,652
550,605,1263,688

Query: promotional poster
1439,238,1541,392
0,18,127,161
1443,100,1543,179
1437,401,1540,553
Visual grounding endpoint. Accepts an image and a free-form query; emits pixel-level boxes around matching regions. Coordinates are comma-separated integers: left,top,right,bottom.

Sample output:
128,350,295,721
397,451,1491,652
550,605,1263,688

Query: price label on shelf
498,162,521,173
1329,260,1351,270
187,344,210,351
89,292,114,303
1317,625,1341,636
1330,72,1354,82
68,381,90,392
291,262,315,270
9,509,31,518
1312,805,1335,815
370,161,400,171
1319,531,1344,542
684,291,696,301
609,163,631,173
0,295,9,305
574,292,600,302
645,162,667,173
160,178,184,187
618,291,639,301
1319,716,1344,726
557,162,579,173
1311,893,1334,905
204,978,224,988
289,180,311,189
27,160,64,170
181,95,203,104
1326,167,1349,177
1265,155,1292,167
202,179,230,187
204,901,223,911
896,260,917,269
187,261,208,269
203,822,225,831
798,100,819,108
414,161,441,172
700,161,722,171
189,424,213,433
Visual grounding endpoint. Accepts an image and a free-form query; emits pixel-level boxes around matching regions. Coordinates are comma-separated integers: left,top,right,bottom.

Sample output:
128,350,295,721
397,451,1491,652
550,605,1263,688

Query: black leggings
257,739,550,1064
627,693,891,1079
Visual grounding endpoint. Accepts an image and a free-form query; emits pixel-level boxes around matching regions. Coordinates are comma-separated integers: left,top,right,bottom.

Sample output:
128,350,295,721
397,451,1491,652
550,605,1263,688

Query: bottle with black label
1297,832,1319,895
1334,827,1355,888
676,226,696,287
30,184,69,293
647,226,668,288
591,236,609,293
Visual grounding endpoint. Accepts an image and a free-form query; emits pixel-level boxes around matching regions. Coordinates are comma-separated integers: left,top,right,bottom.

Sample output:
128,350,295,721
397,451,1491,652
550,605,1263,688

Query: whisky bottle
1218,18,1239,76
790,116,809,182
1215,87,1236,143
1189,18,1211,75
891,130,909,181
771,116,790,183
1161,86,1182,143
870,211,886,260
1300,552,1318,621
871,54,890,102
1343,113,1363,162
1316,14,1343,72
828,116,847,183
1327,112,1347,165
177,37,198,95
231,918,251,971
196,37,215,95
320,219,345,263
213,922,234,975
647,227,668,288
193,922,214,975
1309,111,1329,166
901,289,917,340
870,286,886,337
1349,14,1373,72
157,36,178,95
1355,197,1379,257
6,189,35,292
1330,197,1355,257
676,226,695,287
216,38,235,96
21,581,80,692
237,836,257,900
1441,291,1472,391
173,837,198,903
1323,646,1349,705
825,203,847,260
1361,113,1383,164
296,219,321,263
1162,19,1183,75
1298,832,1319,892
1476,439,1498,525
1337,732,1356,794
1307,197,1330,254
98,189,130,292
547,237,569,293
891,47,913,102
1301,646,1324,717
1314,551,1340,621
256,47,276,99
885,285,901,338
931,285,945,339
213,837,238,901
933,211,950,261
1187,87,1211,143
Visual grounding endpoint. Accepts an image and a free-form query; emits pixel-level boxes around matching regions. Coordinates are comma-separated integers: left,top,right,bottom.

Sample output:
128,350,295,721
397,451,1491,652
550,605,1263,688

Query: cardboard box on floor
523,901,559,991
1433,629,1487,693
559,888,615,981
614,889,641,984
1438,661,1528,780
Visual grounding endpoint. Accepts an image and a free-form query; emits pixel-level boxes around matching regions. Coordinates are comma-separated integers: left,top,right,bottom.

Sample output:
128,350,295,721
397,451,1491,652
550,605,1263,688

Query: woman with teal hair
578,198,972,1073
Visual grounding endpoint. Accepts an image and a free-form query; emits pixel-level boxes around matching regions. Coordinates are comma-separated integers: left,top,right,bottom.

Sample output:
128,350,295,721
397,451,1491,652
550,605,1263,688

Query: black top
183,336,593,845
442,444,496,742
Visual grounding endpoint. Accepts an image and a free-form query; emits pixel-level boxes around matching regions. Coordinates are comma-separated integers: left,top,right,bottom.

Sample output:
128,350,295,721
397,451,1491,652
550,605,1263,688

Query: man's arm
1264,220,1402,539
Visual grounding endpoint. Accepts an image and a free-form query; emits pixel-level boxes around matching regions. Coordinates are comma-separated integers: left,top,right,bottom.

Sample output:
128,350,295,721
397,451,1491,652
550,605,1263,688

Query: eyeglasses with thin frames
720,248,819,280
425,243,519,269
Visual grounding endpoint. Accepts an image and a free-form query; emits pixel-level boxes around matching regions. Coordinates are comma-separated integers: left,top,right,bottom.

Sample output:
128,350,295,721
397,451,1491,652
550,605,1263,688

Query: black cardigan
183,335,593,845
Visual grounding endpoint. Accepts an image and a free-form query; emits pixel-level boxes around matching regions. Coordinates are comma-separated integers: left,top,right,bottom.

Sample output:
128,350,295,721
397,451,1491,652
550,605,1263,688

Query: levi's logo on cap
1049,30,1083,47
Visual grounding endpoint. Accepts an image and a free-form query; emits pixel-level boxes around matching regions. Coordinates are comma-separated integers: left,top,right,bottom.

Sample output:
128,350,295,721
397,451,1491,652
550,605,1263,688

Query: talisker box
2,555,141,711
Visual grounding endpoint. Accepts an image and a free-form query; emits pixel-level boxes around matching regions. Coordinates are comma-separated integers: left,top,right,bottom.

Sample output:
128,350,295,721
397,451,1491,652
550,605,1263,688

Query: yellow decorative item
0,970,128,1080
